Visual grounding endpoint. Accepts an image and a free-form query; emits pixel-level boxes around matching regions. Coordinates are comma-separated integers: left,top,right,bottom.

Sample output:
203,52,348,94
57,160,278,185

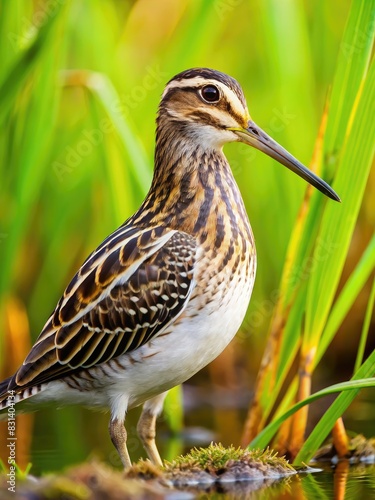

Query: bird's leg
137,410,162,466
137,391,168,467
109,417,132,470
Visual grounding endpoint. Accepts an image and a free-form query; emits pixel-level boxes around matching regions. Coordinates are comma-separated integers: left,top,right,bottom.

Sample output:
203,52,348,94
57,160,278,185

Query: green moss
164,443,294,472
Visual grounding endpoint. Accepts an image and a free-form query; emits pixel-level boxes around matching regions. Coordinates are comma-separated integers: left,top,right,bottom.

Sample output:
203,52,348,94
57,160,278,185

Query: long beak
231,120,340,202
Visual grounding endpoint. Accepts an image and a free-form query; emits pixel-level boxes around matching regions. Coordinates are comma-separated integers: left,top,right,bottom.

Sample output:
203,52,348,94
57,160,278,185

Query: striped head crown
158,67,250,148
156,67,340,201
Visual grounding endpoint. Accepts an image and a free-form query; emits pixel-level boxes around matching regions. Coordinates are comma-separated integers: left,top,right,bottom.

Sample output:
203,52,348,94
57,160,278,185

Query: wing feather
10,227,196,390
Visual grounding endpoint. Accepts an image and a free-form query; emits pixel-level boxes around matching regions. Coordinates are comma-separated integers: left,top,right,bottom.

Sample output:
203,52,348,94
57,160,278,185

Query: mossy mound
128,443,296,486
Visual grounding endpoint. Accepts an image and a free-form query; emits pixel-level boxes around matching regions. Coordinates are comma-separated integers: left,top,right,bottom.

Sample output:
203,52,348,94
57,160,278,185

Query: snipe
0,68,339,469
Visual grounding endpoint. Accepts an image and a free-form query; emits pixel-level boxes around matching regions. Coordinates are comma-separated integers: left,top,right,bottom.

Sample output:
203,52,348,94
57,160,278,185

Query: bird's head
158,68,340,201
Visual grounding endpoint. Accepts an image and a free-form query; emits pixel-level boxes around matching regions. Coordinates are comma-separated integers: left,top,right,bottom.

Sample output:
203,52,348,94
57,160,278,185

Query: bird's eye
200,85,220,103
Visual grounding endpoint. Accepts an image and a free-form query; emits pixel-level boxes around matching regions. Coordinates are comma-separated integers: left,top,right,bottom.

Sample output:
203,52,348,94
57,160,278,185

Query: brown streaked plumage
0,68,339,469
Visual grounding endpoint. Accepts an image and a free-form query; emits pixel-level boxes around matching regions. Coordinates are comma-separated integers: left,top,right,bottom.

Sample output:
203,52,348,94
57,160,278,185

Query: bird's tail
0,375,45,414
0,376,12,408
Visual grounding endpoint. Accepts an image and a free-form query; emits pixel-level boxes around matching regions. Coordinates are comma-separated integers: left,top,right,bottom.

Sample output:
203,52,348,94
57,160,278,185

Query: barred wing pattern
8,225,197,391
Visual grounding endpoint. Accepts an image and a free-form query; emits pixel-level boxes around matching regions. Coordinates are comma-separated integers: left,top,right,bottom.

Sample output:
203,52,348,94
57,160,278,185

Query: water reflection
178,465,375,499
1,387,374,499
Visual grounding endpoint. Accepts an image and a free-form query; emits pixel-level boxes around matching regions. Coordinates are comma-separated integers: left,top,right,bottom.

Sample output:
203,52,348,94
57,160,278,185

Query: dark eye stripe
187,111,224,128
161,83,246,127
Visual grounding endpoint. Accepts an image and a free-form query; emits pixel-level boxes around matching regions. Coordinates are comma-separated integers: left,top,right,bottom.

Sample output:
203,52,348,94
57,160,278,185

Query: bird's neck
133,122,252,247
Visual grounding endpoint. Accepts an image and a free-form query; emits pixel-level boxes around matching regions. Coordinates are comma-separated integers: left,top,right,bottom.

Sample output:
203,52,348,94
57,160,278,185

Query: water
170,464,375,499
1,387,374,498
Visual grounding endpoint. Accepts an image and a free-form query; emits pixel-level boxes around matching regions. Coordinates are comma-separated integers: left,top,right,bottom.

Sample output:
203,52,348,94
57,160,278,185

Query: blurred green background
0,0,373,472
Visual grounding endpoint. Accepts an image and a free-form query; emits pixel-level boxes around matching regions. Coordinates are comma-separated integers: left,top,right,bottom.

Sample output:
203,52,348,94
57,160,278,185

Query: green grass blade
318,233,375,361
324,0,375,168
295,350,375,464
0,0,65,125
305,55,375,343
0,1,27,74
248,375,375,452
354,276,375,372
0,21,66,299
267,0,374,313
82,71,152,193
85,88,136,225
266,234,375,429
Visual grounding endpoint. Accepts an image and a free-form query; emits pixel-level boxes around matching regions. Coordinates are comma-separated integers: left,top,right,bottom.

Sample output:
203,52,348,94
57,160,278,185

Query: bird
0,68,340,469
